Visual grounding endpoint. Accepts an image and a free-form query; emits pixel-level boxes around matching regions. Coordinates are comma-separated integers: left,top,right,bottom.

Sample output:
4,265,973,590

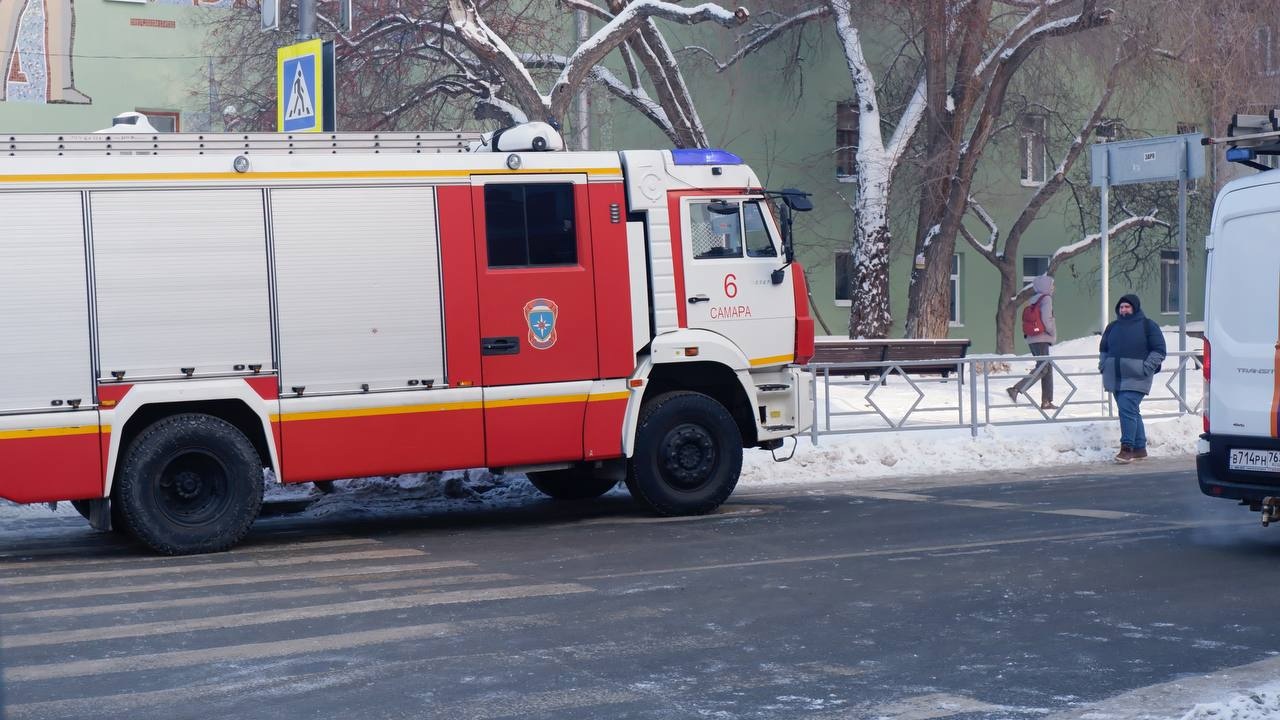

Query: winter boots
1115,445,1134,464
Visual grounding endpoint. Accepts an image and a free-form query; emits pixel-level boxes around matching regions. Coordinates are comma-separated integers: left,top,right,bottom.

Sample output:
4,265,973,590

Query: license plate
1230,449,1280,473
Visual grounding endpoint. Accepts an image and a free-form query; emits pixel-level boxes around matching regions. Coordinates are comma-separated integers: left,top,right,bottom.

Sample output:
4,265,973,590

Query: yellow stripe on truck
0,168,624,184
750,354,795,367
0,425,99,441
272,392,628,423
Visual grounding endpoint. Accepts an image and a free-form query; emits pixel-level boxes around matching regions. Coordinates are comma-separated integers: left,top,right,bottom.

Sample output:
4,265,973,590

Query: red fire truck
0,122,814,554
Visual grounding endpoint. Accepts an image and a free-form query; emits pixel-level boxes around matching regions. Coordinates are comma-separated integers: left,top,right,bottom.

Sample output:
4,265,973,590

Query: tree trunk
847,172,893,338
994,263,1019,354
848,222,892,338
903,236,954,337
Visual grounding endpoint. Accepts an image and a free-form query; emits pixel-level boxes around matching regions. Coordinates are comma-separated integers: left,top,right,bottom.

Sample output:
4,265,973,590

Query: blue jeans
1115,391,1146,449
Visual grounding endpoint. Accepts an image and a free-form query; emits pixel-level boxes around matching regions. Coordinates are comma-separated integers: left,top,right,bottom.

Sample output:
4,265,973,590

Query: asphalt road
2,457,1278,720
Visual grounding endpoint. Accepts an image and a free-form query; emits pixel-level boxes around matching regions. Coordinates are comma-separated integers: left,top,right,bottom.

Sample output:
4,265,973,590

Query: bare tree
204,0,747,146
959,40,1160,352
689,0,926,338
903,0,1115,338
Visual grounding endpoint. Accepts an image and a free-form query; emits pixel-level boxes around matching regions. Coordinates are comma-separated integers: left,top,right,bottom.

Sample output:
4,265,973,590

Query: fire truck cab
0,123,814,554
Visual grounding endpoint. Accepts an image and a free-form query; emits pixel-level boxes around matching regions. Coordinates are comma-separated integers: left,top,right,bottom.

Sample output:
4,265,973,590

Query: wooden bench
810,338,972,381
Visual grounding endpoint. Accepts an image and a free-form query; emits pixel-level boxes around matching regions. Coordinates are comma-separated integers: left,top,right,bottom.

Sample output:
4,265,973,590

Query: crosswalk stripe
0,537,381,569
2,582,591,649
3,630,719,719
1,559,475,605
0,573,518,623
2,548,425,586
4,612,558,683
351,573,519,593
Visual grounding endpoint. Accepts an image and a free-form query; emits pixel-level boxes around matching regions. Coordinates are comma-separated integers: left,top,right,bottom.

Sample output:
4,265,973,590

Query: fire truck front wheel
115,413,265,555
626,391,743,516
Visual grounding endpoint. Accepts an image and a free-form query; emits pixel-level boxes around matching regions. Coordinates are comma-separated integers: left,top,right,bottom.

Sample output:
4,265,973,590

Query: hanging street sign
1090,133,1206,187
276,39,336,133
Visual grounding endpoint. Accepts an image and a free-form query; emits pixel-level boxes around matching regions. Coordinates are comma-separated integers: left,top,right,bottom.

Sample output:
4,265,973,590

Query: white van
1198,168,1280,523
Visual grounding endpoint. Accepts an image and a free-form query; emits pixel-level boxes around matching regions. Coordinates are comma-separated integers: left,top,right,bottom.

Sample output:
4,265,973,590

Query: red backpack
1021,297,1046,337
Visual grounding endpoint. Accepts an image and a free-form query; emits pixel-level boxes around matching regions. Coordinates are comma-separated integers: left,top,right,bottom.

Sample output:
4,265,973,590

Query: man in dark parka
1099,294,1167,463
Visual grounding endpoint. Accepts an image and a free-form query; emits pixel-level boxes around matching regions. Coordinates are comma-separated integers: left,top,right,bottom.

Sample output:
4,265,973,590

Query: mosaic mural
1,0,90,104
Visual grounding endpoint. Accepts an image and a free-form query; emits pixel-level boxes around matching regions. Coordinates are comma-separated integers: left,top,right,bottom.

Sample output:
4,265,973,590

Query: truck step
756,383,791,392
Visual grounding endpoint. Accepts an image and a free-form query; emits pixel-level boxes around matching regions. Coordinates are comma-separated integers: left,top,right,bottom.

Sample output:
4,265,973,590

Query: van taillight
1202,338,1210,433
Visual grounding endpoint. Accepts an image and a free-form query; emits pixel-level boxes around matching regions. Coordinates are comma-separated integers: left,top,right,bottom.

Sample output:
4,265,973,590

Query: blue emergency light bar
1226,147,1257,163
671,148,743,166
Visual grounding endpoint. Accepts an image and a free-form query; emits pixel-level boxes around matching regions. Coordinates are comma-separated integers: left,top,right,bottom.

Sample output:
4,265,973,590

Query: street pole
574,10,591,151
1100,180,1110,335
298,0,316,39
1178,163,1189,413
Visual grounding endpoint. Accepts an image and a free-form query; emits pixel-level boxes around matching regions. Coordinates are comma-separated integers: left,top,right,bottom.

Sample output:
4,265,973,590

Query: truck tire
527,467,618,500
69,500,129,535
625,391,743,516
115,413,264,555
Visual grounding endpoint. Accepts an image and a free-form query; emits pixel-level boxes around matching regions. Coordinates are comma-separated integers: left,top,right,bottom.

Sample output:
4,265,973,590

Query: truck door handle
481,336,520,356
688,295,710,304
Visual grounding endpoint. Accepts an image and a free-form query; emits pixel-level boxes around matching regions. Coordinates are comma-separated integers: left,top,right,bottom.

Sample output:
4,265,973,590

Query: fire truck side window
484,183,577,267
690,201,743,260
743,201,777,258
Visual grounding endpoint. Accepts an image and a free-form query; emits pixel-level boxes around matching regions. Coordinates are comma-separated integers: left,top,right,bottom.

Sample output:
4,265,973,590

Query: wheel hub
170,471,202,499
660,424,716,490
154,450,231,526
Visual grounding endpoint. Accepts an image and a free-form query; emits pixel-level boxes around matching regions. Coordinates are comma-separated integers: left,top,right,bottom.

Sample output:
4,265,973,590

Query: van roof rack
1202,110,1280,171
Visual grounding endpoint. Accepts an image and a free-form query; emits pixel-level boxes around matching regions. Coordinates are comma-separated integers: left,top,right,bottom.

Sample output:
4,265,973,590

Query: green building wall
0,0,217,133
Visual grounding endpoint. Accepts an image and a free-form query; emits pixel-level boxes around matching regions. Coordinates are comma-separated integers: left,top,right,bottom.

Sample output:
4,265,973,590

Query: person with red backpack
1007,274,1057,409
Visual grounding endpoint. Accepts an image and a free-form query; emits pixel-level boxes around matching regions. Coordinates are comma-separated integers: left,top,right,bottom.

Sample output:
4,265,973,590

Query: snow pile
740,414,1199,487
264,469,552,519
1180,686,1280,720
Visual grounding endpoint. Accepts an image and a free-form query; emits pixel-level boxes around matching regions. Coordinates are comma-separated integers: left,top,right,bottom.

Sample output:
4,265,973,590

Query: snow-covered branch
959,197,999,262
546,1,749,118
448,0,747,124
681,7,829,73
1006,213,1170,307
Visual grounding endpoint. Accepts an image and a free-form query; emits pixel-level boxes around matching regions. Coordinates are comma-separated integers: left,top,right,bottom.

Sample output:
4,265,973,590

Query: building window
949,254,963,326
1022,255,1050,285
1161,250,1181,314
1019,113,1047,186
137,109,179,132
484,183,577,267
1095,117,1124,141
1257,26,1278,76
836,100,859,181
834,250,852,307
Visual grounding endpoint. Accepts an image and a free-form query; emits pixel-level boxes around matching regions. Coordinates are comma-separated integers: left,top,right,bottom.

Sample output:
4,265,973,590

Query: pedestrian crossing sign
277,39,335,133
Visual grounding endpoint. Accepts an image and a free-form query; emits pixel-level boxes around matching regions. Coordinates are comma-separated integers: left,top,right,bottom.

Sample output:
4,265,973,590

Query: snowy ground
1180,686,1280,720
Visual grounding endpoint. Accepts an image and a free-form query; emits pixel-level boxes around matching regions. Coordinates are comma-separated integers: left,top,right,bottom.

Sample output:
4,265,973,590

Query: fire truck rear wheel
626,391,743,516
526,467,619,500
115,413,264,555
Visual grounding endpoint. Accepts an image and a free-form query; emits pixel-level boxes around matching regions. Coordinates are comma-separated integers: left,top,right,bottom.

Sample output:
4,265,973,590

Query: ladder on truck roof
2,130,486,157
1202,110,1280,171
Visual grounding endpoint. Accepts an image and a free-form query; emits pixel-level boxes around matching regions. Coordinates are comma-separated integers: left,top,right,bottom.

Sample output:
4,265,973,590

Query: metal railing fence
805,351,1201,441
